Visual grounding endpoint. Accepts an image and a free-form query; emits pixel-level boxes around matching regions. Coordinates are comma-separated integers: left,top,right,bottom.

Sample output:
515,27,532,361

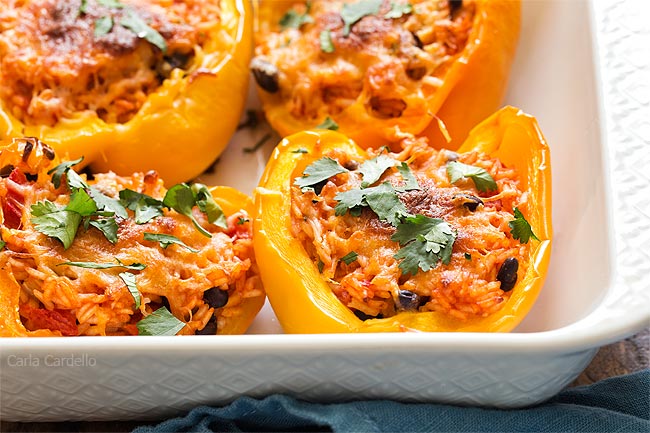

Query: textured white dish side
1,0,649,421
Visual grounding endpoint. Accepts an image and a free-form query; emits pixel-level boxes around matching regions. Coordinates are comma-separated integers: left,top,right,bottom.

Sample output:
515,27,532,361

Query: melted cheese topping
255,0,475,121
0,0,220,126
291,137,529,320
0,138,262,336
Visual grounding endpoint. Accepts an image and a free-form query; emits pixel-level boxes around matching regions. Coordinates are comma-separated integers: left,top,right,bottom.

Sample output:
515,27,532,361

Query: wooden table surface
2,329,648,433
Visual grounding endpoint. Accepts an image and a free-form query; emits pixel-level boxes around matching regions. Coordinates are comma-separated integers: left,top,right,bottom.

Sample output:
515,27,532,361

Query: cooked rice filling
0,140,263,336
291,138,530,320
254,0,475,121
0,0,220,125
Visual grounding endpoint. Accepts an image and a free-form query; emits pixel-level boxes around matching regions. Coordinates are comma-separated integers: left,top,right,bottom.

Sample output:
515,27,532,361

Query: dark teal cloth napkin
134,369,650,433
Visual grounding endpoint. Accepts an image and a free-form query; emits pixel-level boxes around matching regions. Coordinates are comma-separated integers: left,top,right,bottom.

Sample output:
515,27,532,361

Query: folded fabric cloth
134,369,650,433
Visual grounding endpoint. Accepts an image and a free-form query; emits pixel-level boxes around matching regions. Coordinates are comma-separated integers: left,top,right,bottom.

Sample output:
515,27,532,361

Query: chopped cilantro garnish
340,0,383,36
319,30,335,53
384,2,413,19
237,217,249,225
48,157,84,189
119,272,141,310
335,182,409,226
291,148,309,154
317,259,325,273
341,251,358,265
464,252,472,260
143,232,200,253
89,187,128,219
359,155,396,187
163,184,212,238
79,0,89,14
315,116,339,130
0,233,5,251
392,214,456,276
279,6,313,30
294,157,348,191
97,0,125,8
191,183,227,229
120,10,167,53
137,307,185,336
446,161,497,193
396,162,420,191
119,189,164,224
31,202,81,250
509,207,539,244
66,189,98,217
58,259,146,270
88,218,119,243
94,16,114,37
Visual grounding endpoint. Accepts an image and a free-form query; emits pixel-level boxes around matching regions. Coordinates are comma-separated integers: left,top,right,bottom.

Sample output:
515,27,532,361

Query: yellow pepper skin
0,0,252,186
253,0,520,149
253,106,551,333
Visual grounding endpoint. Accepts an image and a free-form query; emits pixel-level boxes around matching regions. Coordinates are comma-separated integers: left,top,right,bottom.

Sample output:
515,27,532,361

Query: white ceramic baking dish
1,0,649,421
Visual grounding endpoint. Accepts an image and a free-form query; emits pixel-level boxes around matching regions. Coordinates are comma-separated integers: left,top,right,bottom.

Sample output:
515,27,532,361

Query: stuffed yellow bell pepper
252,0,519,148
0,0,252,185
254,106,551,333
0,137,264,337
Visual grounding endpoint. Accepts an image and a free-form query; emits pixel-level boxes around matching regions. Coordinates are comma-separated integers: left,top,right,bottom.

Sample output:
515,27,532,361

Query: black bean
203,287,229,309
497,258,519,292
41,143,56,160
196,316,217,335
21,138,34,162
250,56,280,94
453,193,484,212
411,31,423,49
396,290,423,311
406,65,427,81
353,310,383,321
0,165,15,178
449,0,463,15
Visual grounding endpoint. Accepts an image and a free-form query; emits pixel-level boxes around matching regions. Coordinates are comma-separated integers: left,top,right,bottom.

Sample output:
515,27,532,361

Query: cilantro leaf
319,30,335,53
79,0,88,14
119,272,141,310
237,217,249,225
446,161,497,193
340,0,383,36
163,184,211,238
143,232,200,253
48,157,84,189
66,189,98,216
384,2,413,19
292,148,309,154
119,189,164,224
279,8,313,30
31,203,81,249
31,200,59,217
359,155,396,187
88,187,128,219
294,157,348,191
94,16,114,37
120,10,167,53
341,251,358,265
97,0,125,7
137,306,185,336
392,214,456,275
58,260,146,270
0,233,5,251
509,207,539,244
364,182,410,226
334,188,367,216
89,218,119,244
315,116,339,130
396,162,420,191
191,183,227,229
317,259,324,273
